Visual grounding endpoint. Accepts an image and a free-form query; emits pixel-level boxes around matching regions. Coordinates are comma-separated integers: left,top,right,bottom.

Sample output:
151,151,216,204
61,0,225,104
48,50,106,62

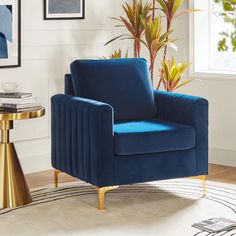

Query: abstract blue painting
0,5,12,59
0,0,20,68
0,33,8,58
49,0,81,14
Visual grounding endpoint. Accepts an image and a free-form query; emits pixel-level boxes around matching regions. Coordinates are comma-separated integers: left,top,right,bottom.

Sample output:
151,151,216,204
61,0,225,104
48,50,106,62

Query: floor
25,164,236,188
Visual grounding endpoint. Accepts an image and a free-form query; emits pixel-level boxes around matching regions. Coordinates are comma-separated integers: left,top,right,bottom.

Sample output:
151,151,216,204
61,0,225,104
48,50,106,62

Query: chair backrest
70,58,157,121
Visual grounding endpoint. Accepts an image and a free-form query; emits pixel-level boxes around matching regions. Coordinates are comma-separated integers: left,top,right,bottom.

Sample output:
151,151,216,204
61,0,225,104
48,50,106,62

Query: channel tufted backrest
70,58,157,121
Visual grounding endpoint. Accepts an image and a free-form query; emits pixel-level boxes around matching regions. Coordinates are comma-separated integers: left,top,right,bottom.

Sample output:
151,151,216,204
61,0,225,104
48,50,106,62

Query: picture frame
44,0,85,20
0,0,21,69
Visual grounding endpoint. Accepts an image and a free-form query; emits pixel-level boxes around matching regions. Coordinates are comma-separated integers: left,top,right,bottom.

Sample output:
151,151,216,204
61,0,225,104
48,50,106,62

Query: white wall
0,0,131,173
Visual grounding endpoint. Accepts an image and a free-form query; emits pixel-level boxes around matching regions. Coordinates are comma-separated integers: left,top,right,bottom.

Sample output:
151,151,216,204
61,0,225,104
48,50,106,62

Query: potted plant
105,0,196,92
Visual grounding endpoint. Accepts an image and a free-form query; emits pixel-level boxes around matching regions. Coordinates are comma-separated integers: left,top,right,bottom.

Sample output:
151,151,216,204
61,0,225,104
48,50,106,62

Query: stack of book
192,218,236,233
0,92,42,112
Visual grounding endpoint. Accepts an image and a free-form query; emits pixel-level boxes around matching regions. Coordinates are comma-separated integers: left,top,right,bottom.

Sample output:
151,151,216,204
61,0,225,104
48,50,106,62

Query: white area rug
0,179,236,236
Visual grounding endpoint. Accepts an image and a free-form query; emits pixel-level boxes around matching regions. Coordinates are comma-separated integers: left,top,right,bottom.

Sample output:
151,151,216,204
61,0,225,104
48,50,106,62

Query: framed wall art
44,0,85,20
0,0,21,69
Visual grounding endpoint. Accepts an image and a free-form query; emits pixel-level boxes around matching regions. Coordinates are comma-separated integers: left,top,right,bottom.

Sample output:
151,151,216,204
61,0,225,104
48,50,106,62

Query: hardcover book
0,92,32,98
0,106,42,113
1,103,41,109
192,218,236,233
0,97,38,105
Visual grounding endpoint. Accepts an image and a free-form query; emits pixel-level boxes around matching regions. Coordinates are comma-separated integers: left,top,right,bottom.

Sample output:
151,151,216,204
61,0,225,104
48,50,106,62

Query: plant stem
157,20,171,90
163,20,171,60
152,0,156,21
136,40,141,57
133,0,137,57
149,53,155,84
148,0,155,85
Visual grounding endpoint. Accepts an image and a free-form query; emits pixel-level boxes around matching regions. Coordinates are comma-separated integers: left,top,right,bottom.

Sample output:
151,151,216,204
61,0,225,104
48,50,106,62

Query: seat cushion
114,119,195,155
70,58,157,121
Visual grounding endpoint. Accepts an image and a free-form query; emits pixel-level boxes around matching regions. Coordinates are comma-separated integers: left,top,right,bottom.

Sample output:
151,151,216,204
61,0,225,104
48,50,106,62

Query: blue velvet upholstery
51,94,115,187
114,119,195,155
154,91,209,175
70,58,157,121
64,74,75,96
51,58,209,188
114,149,197,185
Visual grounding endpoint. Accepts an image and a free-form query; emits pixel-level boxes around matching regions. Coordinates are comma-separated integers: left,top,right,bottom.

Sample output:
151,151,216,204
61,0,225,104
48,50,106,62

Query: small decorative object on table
0,86,45,208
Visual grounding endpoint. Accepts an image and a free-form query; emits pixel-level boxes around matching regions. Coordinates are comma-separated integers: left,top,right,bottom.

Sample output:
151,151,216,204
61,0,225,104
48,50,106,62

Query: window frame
189,0,236,80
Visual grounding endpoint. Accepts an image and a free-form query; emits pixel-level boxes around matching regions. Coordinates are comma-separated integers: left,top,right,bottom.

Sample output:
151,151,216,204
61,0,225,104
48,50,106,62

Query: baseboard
20,153,52,174
210,147,236,167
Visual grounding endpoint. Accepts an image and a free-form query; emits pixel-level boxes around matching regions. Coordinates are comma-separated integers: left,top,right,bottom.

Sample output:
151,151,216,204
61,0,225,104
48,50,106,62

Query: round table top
0,108,45,121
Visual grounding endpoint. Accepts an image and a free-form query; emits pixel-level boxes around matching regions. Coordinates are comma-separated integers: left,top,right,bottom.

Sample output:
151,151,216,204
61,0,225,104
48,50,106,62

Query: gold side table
0,108,45,208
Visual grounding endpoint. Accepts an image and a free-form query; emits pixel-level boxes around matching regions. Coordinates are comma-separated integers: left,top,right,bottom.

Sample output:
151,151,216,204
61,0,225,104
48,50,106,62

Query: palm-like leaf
156,0,184,24
110,49,129,59
141,17,176,83
155,0,196,90
102,49,129,59
160,57,191,92
104,34,130,46
105,1,152,57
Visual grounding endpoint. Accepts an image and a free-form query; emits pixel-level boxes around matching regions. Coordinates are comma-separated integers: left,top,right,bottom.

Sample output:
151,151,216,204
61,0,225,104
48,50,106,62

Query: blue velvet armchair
51,58,208,209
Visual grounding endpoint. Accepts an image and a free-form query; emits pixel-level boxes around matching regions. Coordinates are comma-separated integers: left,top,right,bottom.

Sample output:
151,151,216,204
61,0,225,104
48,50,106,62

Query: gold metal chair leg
97,186,119,210
190,175,206,196
201,176,206,196
54,169,61,188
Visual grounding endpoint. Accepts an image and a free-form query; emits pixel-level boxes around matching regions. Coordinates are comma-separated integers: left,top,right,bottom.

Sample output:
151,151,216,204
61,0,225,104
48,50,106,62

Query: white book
0,102,42,109
0,97,38,105
192,218,236,233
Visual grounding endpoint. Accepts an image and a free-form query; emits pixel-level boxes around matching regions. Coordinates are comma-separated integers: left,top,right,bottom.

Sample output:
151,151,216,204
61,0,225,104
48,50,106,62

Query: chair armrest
51,94,115,187
154,90,209,174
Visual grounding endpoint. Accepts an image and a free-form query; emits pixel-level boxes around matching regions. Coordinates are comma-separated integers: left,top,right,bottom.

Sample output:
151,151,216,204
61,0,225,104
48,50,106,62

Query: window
190,0,236,75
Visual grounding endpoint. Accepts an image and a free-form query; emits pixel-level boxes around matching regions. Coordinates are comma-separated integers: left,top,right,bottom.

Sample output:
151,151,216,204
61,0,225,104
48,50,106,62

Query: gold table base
0,109,45,208
0,143,32,208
